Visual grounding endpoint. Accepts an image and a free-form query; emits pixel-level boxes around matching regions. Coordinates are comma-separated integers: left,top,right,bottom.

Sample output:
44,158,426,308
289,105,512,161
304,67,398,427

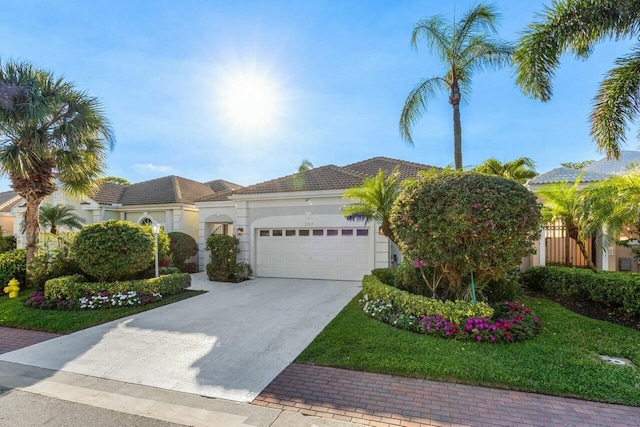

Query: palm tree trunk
380,219,396,244
576,239,598,273
24,196,42,264
450,82,462,170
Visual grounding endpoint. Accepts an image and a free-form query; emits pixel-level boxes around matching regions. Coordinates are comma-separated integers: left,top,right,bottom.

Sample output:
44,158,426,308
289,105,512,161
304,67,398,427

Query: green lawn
0,290,206,334
297,294,640,406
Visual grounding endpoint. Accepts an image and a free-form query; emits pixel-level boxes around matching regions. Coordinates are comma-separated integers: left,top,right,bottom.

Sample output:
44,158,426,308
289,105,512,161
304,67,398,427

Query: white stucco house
8,156,435,279
195,157,438,281
12,176,241,257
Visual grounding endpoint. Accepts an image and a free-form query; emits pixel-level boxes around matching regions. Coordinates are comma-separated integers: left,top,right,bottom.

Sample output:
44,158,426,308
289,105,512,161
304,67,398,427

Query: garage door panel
256,228,371,281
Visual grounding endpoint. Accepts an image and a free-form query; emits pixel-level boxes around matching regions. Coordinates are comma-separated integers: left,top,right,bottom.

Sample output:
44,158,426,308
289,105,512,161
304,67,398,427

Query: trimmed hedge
168,231,198,271
0,249,26,287
45,272,191,301
73,220,154,281
362,274,494,325
521,266,640,316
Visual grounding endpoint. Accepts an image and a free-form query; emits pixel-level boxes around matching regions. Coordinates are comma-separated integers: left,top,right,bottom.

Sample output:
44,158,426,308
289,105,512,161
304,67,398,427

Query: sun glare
219,70,281,132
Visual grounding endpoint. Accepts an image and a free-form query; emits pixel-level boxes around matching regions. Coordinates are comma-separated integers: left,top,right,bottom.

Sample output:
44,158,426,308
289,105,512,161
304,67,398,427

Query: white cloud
134,163,175,173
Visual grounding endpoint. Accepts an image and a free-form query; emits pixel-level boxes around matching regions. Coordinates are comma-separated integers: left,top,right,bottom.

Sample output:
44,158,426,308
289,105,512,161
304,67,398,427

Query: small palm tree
0,60,113,263
473,157,536,184
100,176,130,186
342,169,400,243
514,0,640,159
582,172,640,245
399,3,513,170
535,174,598,272
39,204,85,235
297,159,314,172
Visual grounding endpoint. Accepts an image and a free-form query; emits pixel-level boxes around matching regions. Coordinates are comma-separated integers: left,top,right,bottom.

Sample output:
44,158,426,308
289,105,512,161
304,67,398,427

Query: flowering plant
78,291,162,309
360,295,540,343
23,290,162,310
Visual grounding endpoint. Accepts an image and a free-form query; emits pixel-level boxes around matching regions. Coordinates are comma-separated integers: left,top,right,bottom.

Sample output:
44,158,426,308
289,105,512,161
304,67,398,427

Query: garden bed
297,293,640,406
0,289,205,334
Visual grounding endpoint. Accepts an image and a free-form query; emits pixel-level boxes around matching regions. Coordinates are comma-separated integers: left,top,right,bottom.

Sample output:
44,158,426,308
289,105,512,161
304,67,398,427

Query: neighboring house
196,157,438,281
12,177,241,267
0,190,22,235
525,150,640,272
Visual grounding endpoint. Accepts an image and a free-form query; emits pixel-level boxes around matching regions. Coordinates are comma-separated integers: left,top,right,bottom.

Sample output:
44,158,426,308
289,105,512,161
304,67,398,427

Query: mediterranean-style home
526,150,640,272
9,156,435,279
11,176,241,248
195,157,436,280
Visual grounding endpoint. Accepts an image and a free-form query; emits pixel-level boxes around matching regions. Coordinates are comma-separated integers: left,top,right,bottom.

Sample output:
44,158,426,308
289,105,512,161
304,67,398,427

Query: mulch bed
534,292,640,331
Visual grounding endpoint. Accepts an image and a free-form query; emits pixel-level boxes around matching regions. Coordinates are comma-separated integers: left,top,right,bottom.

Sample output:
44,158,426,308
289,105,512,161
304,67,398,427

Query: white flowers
78,291,162,309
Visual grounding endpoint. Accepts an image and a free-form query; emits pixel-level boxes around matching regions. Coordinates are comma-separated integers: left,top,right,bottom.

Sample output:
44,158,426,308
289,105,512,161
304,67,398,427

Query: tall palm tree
0,61,113,263
39,204,85,235
514,0,640,160
342,169,400,243
399,3,513,170
473,157,536,184
535,174,598,272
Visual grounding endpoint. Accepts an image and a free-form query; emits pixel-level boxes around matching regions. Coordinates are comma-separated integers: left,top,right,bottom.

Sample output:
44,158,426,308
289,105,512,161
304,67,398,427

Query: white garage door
256,227,372,281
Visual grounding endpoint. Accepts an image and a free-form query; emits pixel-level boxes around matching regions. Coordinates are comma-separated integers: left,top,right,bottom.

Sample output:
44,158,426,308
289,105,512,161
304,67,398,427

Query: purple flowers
412,258,428,268
360,296,540,344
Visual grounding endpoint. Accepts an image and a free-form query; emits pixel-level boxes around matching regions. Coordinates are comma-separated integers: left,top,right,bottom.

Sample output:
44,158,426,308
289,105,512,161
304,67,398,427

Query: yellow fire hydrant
3,278,19,298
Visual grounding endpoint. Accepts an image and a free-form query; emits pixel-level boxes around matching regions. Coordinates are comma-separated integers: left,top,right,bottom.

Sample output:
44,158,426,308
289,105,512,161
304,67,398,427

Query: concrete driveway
0,274,361,402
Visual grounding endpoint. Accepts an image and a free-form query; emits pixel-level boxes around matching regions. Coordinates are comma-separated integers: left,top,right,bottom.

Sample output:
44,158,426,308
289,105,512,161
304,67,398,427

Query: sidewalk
253,364,640,427
0,326,61,355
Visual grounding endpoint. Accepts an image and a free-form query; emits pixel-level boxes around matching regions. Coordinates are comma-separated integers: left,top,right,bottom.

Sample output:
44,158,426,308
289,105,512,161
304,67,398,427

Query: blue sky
0,0,636,191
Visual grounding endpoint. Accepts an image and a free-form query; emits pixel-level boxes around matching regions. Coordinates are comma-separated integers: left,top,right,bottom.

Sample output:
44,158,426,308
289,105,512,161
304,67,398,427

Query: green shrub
520,266,640,315
45,272,191,300
0,249,26,287
231,262,252,282
362,274,494,325
391,172,542,300
484,271,522,303
206,235,239,282
73,220,155,281
159,266,181,275
28,234,82,291
0,235,16,253
168,232,198,271
371,268,396,286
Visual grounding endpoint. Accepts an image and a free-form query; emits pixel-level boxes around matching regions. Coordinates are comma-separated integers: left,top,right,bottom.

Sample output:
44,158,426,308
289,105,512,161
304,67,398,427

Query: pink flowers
412,258,428,268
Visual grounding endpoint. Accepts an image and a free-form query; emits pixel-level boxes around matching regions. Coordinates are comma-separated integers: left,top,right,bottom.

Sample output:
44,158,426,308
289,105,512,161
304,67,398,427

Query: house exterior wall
125,211,166,226
230,191,389,276
0,215,13,235
179,209,199,241
195,202,237,272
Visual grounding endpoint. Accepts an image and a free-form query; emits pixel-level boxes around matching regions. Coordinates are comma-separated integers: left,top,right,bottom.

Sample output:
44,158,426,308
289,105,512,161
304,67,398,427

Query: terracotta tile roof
205,179,243,193
116,176,215,206
92,182,127,204
0,190,20,213
343,156,440,181
196,189,236,202
233,157,438,196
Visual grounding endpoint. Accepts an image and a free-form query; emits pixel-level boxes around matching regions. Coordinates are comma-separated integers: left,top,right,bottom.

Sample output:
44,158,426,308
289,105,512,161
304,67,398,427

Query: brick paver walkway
253,364,640,427
0,326,61,355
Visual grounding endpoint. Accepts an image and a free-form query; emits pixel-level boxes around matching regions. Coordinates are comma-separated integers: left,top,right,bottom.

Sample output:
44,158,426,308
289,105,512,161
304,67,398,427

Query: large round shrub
73,220,154,281
391,172,541,299
168,231,198,271
0,249,26,287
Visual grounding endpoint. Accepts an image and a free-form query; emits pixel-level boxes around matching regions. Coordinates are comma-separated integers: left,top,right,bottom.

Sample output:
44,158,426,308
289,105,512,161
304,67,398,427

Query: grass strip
297,294,640,406
0,290,206,334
